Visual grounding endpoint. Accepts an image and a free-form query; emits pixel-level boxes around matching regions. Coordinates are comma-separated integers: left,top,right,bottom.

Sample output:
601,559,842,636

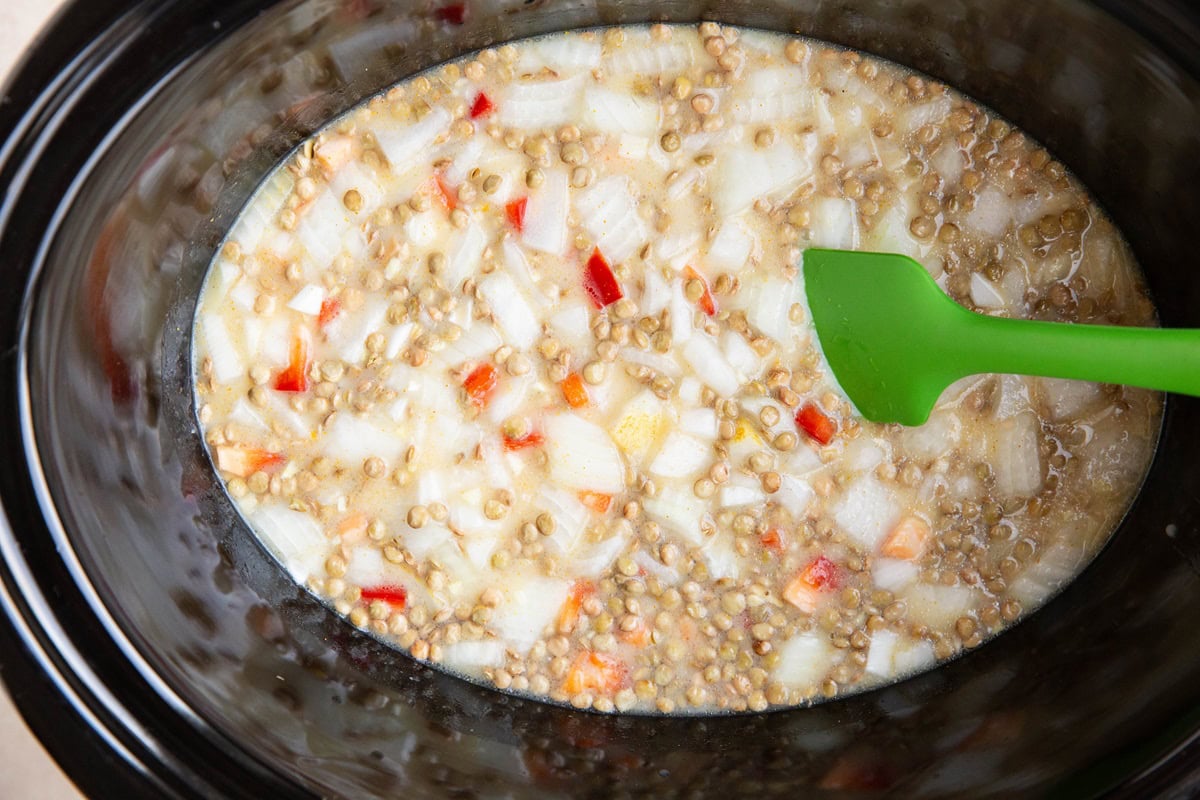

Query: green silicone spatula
802,248,1200,426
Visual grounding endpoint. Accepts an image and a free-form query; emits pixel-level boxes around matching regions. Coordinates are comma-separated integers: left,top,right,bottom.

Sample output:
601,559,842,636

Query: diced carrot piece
503,431,544,451
432,173,458,211
882,515,931,560
682,265,717,316
582,247,623,308
318,297,340,328
562,651,628,695
559,372,589,408
795,401,837,445
760,528,785,555
469,92,495,119
360,585,408,608
335,512,370,543
313,135,355,173
578,491,612,514
556,580,595,634
505,197,528,232
215,445,285,478
783,555,840,613
617,617,652,647
273,326,312,393
462,363,498,408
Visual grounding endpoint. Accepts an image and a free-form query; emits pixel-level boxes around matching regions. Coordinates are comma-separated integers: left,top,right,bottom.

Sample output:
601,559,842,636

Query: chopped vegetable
760,528,785,555
504,431,545,451
215,445,285,477
783,555,840,613
618,616,652,646
582,247,623,308
273,326,312,393
795,402,837,445
881,515,931,560
562,651,628,694
469,92,495,119
543,413,625,494
359,585,408,607
433,173,458,211
505,197,528,232
463,363,499,408
560,372,590,408
556,580,595,633
318,297,340,328
682,265,717,316
578,491,613,514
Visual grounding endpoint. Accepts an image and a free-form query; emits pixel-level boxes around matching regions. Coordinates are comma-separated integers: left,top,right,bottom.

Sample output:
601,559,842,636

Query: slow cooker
1,0,1198,796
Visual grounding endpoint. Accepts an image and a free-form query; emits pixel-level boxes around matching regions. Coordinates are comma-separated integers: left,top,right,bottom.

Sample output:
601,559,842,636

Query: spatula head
802,248,969,426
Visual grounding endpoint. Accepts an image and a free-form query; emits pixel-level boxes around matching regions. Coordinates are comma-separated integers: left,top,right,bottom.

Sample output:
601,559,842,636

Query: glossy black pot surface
1,0,1199,797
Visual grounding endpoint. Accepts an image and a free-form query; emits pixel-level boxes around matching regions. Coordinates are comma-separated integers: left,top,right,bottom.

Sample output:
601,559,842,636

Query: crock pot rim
2,1,1200,798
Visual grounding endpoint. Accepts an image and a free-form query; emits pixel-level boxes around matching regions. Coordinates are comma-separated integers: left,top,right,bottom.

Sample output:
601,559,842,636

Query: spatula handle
957,313,1200,397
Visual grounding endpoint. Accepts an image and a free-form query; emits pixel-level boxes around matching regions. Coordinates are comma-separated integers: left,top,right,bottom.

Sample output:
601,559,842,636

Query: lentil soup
192,24,1160,714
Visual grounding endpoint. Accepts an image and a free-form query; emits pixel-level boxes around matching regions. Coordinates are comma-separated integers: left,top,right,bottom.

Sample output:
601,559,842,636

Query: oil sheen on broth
192,24,1161,714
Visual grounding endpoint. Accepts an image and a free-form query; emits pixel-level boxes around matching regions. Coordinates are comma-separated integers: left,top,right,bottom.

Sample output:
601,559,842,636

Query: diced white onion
573,535,627,579
444,219,487,288
490,574,571,654
964,187,1015,237
831,475,900,550
992,411,1042,497
682,334,741,397
201,314,243,384
872,558,919,591
516,34,602,73
721,330,763,380
287,284,326,315
641,267,671,316
581,85,660,137
478,272,539,350
712,138,815,217
548,304,591,351
679,408,718,440
776,474,815,517
604,40,694,75
719,483,765,508
970,273,1006,309
809,197,859,250
498,75,584,130
322,412,407,466
865,629,898,677
643,486,707,545
773,634,835,689
375,106,451,174
902,583,976,629
649,431,711,479
543,413,625,493
522,168,570,255
730,67,812,123
706,218,755,271
576,176,647,264
441,640,507,671
249,503,327,582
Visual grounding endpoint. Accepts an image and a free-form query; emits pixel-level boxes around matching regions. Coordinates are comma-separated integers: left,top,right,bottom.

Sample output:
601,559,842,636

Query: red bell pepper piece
505,197,528,232
795,401,837,445
582,247,623,308
360,585,408,608
469,92,495,119
463,363,498,408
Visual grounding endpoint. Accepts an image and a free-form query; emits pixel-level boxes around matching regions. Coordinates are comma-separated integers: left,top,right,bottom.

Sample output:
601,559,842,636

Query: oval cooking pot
1,0,1199,797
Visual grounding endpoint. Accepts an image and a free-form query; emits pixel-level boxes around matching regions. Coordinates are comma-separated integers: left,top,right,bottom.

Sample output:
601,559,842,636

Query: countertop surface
0,6,83,800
